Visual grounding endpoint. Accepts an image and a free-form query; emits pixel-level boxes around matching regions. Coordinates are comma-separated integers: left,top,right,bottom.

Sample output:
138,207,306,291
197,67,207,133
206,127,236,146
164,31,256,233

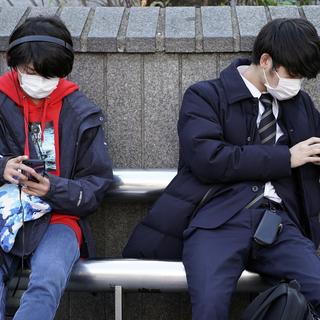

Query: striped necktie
259,93,276,144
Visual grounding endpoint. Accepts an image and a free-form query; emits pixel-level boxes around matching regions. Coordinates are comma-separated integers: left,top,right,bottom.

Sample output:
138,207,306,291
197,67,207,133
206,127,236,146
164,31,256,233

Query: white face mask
18,69,59,99
263,69,302,101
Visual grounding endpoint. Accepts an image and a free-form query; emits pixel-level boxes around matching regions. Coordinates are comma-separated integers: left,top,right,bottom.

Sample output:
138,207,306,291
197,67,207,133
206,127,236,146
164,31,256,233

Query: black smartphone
21,159,46,183
254,210,283,246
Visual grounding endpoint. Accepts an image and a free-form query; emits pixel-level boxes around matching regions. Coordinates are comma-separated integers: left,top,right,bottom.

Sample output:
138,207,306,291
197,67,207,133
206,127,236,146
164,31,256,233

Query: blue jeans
0,224,80,320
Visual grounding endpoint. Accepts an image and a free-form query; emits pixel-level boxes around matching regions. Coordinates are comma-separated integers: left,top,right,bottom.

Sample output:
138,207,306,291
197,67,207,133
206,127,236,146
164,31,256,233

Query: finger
22,188,39,196
9,176,20,185
12,155,28,164
23,180,41,188
306,156,320,163
307,137,320,145
19,163,35,174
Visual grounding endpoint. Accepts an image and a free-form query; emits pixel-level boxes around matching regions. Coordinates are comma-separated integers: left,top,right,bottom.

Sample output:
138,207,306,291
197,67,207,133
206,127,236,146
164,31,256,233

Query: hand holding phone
21,159,46,183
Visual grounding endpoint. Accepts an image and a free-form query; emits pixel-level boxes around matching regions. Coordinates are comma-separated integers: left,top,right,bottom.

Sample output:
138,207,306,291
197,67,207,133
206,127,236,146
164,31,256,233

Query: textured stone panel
55,293,69,320
60,7,90,51
218,53,250,74
100,202,149,257
230,294,251,319
106,54,142,168
9,0,33,6
87,7,124,52
126,7,159,53
181,54,217,96
0,0,11,6
69,292,110,320
269,5,300,19
0,52,8,75
69,53,105,110
33,0,59,5
302,5,320,35
165,7,195,53
142,293,186,320
0,7,27,51
28,6,58,17
303,76,320,112
236,6,267,52
59,0,82,5
201,6,233,52
143,54,179,168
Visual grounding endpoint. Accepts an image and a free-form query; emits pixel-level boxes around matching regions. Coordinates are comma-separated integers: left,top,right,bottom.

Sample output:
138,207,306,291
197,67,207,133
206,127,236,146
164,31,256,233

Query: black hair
252,18,320,79
7,16,74,78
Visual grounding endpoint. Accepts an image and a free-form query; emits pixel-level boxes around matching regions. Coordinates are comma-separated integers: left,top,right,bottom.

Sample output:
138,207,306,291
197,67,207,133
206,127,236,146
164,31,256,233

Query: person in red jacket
0,16,113,319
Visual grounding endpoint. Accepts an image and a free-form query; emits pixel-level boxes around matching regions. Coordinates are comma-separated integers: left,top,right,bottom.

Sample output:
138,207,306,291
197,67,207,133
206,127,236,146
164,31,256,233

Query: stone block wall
1,5,320,319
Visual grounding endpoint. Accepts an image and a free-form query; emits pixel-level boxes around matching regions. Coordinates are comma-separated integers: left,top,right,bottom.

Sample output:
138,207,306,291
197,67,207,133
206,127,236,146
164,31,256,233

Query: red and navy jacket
0,75,113,258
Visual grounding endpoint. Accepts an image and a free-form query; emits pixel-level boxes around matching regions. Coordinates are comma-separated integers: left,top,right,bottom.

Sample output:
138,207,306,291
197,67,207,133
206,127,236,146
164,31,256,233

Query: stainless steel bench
7,169,268,320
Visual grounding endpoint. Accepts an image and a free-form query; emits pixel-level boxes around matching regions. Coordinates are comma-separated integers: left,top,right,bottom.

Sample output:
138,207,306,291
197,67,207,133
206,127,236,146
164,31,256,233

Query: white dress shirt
237,65,283,203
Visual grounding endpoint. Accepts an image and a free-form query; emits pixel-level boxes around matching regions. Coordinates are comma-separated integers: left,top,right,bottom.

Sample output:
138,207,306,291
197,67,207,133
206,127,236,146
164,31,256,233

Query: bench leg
115,285,122,320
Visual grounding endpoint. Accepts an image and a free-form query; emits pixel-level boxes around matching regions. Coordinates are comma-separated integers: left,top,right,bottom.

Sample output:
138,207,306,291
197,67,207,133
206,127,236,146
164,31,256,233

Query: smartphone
254,210,283,246
21,159,46,182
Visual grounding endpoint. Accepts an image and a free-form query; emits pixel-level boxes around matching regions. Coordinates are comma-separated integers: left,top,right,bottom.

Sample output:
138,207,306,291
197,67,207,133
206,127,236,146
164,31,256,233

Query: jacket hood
0,70,78,106
0,70,79,156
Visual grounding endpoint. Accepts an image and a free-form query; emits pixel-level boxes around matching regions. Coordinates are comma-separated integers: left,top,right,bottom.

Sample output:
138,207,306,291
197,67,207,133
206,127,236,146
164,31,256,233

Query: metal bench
7,169,268,320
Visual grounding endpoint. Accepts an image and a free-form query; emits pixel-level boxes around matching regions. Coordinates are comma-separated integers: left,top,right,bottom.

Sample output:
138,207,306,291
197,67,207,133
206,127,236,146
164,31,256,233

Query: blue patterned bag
0,183,51,252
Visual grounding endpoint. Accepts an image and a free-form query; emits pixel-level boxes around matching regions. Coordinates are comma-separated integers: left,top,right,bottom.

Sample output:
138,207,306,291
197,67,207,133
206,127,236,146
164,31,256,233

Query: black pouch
254,210,283,246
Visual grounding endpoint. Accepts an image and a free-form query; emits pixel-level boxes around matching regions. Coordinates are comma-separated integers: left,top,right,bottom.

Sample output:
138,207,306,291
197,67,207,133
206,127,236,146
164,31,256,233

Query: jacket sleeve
178,84,292,184
43,125,113,217
0,156,14,185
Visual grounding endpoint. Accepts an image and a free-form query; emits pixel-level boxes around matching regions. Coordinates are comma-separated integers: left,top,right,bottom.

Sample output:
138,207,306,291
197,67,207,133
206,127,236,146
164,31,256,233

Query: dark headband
8,35,73,52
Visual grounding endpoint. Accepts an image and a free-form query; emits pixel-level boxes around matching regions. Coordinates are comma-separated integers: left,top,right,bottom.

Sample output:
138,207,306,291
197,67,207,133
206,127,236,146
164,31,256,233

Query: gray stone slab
302,5,320,35
230,294,251,320
28,6,58,17
55,293,69,320
9,0,34,6
106,54,143,167
0,52,7,75
102,202,148,257
218,53,250,75
181,54,217,97
70,292,109,320
303,76,320,113
201,6,233,52
165,7,196,53
0,7,27,51
126,7,159,53
60,7,90,51
59,0,82,5
69,53,105,111
269,5,300,19
143,54,179,168
87,7,124,52
236,6,267,51
0,0,11,7
142,293,185,320
32,0,59,5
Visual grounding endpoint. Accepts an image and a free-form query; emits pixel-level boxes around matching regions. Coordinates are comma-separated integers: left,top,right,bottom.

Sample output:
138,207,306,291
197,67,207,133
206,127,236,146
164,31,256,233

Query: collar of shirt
237,65,279,120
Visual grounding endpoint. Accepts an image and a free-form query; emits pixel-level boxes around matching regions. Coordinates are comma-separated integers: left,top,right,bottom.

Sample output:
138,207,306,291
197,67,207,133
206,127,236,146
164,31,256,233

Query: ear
259,53,272,69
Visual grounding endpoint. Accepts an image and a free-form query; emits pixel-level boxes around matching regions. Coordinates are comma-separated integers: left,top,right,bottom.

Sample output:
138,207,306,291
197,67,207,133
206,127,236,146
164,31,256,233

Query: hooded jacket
0,71,113,257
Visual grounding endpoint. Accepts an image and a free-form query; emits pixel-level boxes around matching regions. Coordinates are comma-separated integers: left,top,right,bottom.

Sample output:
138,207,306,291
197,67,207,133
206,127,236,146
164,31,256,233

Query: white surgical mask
18,69,59,99
263,69,302,101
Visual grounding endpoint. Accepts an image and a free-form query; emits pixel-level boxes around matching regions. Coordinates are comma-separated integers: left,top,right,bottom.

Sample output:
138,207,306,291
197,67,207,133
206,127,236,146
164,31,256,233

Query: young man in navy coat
179,18,320,319
124,18,320,319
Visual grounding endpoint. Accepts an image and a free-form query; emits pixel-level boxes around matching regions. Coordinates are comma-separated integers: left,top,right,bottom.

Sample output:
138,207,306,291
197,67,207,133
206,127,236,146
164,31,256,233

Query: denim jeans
0,224,80,320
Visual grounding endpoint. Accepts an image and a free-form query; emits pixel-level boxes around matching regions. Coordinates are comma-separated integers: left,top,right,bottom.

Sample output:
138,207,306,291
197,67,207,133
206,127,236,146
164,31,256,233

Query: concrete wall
1,5,320,319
